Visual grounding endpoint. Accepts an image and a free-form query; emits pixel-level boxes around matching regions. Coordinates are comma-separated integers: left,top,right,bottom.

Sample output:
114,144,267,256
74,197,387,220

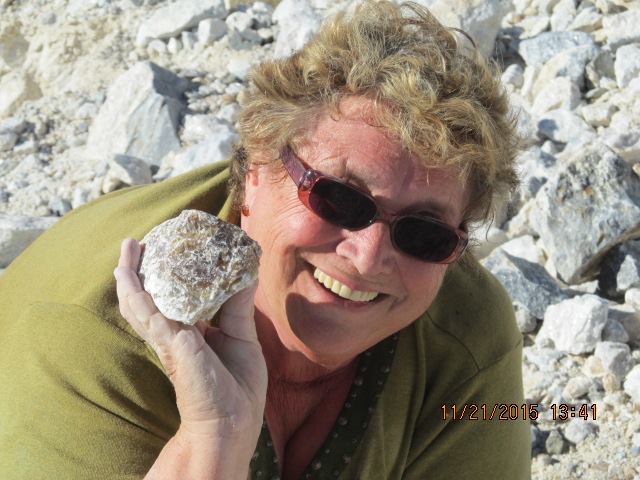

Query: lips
312,267,380,302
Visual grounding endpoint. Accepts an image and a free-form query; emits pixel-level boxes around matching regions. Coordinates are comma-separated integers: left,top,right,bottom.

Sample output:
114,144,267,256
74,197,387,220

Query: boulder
481,249,567,319
529,143,640,284
85,62,190,167
537,294,609,354
272,0,320,59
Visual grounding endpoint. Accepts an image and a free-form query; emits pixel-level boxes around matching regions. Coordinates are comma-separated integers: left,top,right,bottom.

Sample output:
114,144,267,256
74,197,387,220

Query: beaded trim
250,333,400,479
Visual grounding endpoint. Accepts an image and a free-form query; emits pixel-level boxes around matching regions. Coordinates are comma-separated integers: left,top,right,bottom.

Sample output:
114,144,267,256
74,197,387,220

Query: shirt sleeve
402,342,532,480
0,302,180,480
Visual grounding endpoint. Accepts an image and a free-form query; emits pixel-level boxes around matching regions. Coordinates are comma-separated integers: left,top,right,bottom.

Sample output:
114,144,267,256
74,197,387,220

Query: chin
285,315,368,365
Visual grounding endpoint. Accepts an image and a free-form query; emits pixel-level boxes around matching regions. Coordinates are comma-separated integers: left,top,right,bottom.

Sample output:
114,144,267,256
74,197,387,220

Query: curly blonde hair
229,0,519,233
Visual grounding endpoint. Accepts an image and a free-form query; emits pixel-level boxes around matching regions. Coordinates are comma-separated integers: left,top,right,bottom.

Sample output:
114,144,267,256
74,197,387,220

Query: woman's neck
254,309,357,386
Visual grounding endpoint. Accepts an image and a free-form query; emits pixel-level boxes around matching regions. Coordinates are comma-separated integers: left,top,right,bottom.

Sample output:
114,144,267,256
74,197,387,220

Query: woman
0,1,530,479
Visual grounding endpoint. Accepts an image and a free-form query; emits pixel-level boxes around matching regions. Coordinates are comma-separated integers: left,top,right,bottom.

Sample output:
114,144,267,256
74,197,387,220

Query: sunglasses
280,146,468,264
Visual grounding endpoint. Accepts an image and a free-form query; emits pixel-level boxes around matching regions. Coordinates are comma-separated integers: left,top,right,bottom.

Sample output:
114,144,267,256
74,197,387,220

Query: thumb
217,281,259,343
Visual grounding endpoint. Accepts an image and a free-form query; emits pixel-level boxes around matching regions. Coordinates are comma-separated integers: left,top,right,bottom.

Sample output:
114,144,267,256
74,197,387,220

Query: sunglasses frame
280,146,469,264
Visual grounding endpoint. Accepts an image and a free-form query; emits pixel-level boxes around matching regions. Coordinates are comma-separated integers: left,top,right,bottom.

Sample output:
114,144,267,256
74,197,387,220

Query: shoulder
420,254,521,371
0,161,232,336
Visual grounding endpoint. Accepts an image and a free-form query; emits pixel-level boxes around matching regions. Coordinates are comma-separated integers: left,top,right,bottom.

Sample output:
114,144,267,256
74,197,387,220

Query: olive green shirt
0,161,531,479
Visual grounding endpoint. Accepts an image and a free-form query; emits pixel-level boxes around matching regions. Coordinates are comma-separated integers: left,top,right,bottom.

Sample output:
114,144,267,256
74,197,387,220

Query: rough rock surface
138,209,261,325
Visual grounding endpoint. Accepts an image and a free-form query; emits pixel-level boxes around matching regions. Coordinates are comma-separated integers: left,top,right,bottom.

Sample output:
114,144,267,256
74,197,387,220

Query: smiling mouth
312,267,380,302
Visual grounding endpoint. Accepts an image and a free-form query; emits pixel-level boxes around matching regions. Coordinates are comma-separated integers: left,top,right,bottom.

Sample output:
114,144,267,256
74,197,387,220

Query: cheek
245,185,336,255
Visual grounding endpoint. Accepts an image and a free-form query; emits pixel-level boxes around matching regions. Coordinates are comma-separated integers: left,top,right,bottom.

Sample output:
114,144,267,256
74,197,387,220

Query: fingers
217,281,259,344
117,237,141,270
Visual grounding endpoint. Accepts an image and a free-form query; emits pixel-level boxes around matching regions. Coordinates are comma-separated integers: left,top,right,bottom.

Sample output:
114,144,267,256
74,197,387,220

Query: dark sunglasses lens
393,217,459,262
309,178,376,229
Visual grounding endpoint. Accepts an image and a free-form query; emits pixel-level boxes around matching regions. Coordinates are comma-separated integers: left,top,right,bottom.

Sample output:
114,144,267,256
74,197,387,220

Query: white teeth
313,267,380,302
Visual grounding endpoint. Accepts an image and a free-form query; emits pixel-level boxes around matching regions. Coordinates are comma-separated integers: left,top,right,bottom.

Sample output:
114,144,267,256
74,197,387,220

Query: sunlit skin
241,96,470,387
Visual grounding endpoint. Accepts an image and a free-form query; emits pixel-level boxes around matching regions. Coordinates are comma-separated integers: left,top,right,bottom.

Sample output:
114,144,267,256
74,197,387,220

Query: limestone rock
528,143,640,284
594,341,633,379
136,0,227,45
138,209,261,325
272,0,320,59
481,248,567,319
0,71,42,119
537,294,609,354
602,8,640,50
517,31,596,67
623,365,640,405
416,0,512,58
563,419,598,444
614,43,640,89
85,62,190,167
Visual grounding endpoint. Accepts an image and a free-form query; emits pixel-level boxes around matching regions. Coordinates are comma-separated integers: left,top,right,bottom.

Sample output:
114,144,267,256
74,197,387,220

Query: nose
335,221,396,277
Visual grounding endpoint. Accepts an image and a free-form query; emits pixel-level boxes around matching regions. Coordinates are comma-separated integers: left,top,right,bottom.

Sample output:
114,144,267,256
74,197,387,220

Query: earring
240,205,250,216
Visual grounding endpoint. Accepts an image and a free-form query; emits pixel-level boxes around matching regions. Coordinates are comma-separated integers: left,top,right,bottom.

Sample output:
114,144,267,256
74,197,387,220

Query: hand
114,238,268,443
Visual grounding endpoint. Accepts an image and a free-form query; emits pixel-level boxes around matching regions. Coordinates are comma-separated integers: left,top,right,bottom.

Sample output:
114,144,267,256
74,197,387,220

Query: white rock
594,341,633,379
602,8,640,50
0,132,17,151
567,6,602,32
227,58,252,81
247,1,273,28
614,43,640,89
417,0,512,58
160,122,238,178
136,0,227,43
197,18,227,45
499,235,546,265
602,318,630,344
107,154,152,185
516,15,550,39
609,303,640,346
216,102,240,124
534,0,562,15
563,419,597,444
226,11,261,45
537,109,595,144
0,71,42,119
537,294,609,354
626,288,640,310
624,365,640,405
167,37,183,55
85,62,189,167
515,305,538,333
501,64,524,90
562,375,592,400
532,44,600,97
182,114,226,144
181,31,198,50
272,0,320,59
0,213,58,267
550,0,575,32
471,225,509,260
580,102,617,127
0,117,28,135
147,39,167,55
532,77,580,114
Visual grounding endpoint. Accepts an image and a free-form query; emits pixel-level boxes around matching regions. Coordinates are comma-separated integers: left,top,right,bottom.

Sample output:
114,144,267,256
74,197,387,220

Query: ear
242,162,261,208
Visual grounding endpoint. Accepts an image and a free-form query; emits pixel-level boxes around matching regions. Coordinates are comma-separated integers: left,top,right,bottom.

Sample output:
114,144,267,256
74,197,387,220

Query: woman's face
241,97,469,368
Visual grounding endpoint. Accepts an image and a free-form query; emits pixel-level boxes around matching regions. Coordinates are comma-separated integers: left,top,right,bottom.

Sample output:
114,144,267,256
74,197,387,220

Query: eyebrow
343,170,457,222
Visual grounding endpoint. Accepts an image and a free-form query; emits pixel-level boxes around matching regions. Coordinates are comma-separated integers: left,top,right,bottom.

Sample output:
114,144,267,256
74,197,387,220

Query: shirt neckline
250,332,399,479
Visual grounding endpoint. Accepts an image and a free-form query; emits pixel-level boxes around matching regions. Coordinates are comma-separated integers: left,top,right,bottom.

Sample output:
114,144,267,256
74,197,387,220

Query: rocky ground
1,0,640,478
